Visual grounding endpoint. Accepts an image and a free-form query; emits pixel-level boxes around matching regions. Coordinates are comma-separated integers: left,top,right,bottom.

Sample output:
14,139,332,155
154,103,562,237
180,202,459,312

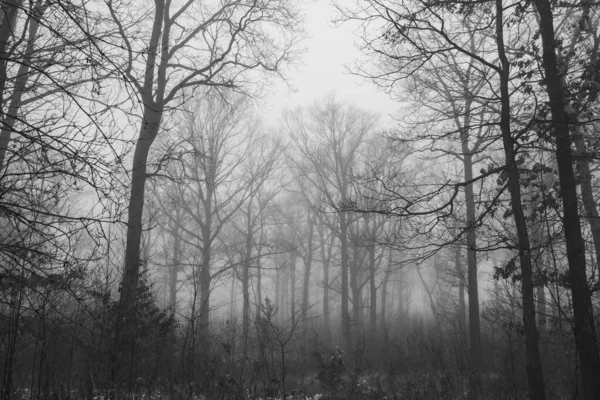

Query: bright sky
262,0,399,125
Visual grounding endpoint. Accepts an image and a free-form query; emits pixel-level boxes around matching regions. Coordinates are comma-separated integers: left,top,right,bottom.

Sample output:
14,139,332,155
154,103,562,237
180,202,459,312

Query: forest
1,0,600,399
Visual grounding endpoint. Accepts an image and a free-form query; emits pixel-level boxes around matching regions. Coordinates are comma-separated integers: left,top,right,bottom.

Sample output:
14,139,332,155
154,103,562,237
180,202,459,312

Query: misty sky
264,1,399,123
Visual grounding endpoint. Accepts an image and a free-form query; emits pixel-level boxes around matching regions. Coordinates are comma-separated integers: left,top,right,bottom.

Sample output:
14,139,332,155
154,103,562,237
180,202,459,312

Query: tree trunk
197,160,216,362
241,230,252,375
318,224,332,344
198,236,212,362
368,243,377,340
168,209,181,378
532,1,600,399
496,2,546,398
290,252,296,321
230,268,237,318
169,210,181,315
380,265,391,354
242,229,253,348
350,238,361,340
116,0,166,353
283,261,289,321
459,97,482,370
302,215,315,342
381,248,393,334
275,265,281,322
339,212,351,350
455,245,466,334
301,255,310,353
256,251,262,318
115,107,161,382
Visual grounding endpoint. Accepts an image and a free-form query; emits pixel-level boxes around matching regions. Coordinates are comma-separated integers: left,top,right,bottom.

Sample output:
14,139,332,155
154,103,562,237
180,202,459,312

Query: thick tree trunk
532,2,600,399
119,115,160,309
115,107,161,383
496,2,545,398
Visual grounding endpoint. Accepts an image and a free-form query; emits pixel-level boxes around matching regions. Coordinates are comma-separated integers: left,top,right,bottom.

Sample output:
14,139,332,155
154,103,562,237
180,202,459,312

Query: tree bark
115,0,166,382
115,107,161,382
531,2,600,398
119,110,161,311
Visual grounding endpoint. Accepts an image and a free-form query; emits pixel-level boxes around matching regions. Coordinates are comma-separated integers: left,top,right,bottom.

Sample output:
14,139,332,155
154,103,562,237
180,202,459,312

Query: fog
1,1,599,400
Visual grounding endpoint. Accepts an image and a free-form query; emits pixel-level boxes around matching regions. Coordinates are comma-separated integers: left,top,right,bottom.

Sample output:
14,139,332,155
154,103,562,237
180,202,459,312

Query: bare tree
531,0,600,398
152,93,280,376
108,1,303,376
336,1,547,397
285,94,377,353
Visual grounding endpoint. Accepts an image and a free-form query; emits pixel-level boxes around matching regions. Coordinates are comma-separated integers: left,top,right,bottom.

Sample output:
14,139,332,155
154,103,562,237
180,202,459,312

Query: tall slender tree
531,0,600,397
